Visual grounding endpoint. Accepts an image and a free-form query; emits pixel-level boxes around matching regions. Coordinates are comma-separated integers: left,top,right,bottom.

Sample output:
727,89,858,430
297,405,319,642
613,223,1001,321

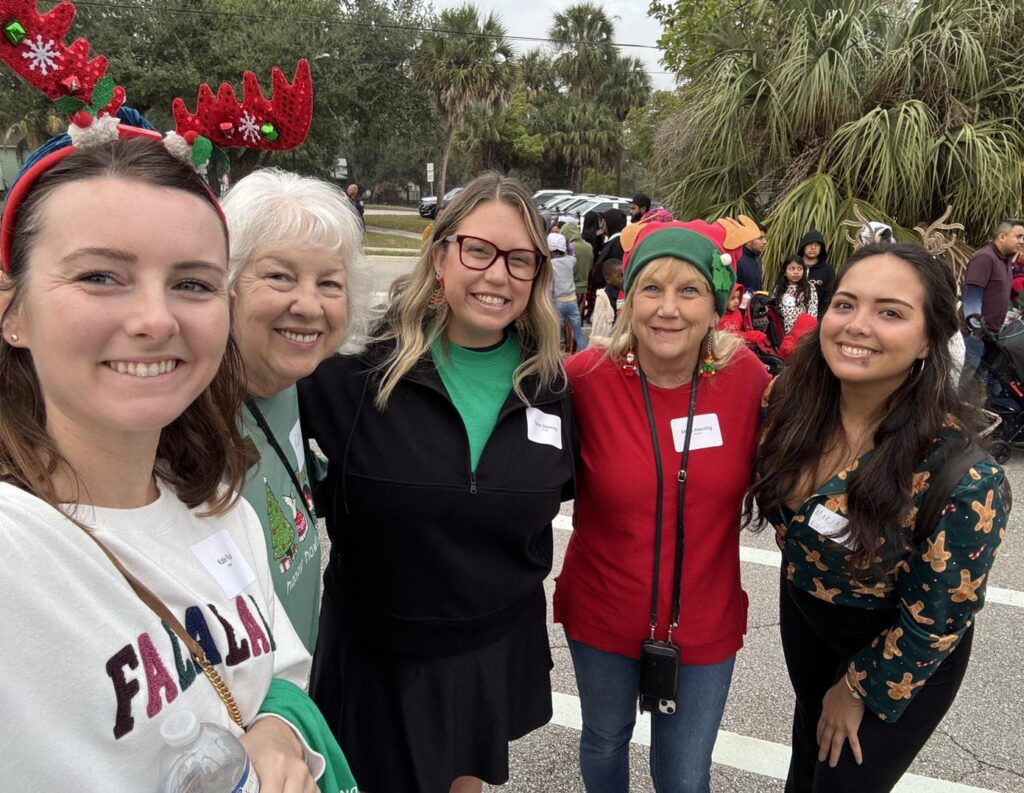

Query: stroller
976,317,1024,463
742,292,786,375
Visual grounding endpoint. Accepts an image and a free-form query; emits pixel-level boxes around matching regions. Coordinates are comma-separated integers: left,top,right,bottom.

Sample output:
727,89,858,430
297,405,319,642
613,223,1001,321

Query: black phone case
639,639,679,701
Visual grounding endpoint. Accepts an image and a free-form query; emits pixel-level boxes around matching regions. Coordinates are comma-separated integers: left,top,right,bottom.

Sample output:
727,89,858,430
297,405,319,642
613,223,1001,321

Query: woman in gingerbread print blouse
749,242,1009,793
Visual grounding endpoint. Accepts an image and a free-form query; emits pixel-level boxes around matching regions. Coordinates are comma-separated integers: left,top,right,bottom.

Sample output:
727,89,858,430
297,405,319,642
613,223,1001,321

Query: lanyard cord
244,397,317,528
638,365,700,641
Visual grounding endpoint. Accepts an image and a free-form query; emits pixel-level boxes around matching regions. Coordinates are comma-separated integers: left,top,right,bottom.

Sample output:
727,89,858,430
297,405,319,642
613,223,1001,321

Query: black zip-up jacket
797,228,834,310
298,341,575,655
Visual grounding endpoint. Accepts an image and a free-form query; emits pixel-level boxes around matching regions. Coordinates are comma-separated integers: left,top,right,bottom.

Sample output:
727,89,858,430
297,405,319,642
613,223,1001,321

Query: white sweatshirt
0,480,321,791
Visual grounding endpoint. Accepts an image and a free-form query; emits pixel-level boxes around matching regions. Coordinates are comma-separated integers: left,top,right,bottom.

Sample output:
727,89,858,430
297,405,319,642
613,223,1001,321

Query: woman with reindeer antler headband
0,2,356,790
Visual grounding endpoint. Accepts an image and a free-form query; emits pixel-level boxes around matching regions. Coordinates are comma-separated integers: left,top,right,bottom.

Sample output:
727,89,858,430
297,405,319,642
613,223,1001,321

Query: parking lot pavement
486,461,1024,793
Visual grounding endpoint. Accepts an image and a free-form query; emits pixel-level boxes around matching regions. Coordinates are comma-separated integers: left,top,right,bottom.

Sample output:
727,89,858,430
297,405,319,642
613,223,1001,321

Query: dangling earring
429,274,446,309
622,336,637,376
913,358,927,378
700,329,717,377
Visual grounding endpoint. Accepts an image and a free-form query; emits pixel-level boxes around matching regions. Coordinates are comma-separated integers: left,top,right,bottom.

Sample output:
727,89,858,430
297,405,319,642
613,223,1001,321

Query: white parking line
550,692,999,793
551,515,1024,609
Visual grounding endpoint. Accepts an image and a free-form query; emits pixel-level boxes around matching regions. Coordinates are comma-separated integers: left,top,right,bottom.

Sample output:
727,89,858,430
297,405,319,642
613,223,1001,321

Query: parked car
539,194,597,227
562,197,633,227
419,187,463,218
533,189,572,207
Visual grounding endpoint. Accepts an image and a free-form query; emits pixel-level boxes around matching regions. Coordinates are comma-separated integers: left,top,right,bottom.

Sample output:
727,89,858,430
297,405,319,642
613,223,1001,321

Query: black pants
779,567,974,793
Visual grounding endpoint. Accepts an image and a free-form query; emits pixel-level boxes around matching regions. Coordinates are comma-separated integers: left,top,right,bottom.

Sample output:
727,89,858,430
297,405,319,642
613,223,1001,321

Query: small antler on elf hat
0,0,314,272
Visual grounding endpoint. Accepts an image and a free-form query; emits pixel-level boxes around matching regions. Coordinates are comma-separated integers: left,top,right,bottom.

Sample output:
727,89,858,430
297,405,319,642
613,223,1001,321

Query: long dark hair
747,243,974,570
582,210,602,248
0,137,256,513
602,208,627,238
772,255,813,306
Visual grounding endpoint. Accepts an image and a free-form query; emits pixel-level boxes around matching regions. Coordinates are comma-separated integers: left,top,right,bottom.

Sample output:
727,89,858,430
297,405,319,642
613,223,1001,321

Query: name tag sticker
808,504,855,548
526,408,562,449
288,420,306,472
191,529,257,599
670,413,723,452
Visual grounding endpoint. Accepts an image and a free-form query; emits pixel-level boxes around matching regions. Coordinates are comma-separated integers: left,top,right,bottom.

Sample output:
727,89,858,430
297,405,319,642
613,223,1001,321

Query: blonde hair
605,256,742,369
372,172,565,409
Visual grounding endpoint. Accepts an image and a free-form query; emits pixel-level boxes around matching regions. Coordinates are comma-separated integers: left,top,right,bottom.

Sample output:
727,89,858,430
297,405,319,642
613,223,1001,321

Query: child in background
550,231,587,351
589,258,623,346
718,283,745,333
772,256,818,334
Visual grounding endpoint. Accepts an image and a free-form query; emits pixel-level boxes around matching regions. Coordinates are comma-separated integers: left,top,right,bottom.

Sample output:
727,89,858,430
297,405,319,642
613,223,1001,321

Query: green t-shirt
431,332,521,471
240,385,322,652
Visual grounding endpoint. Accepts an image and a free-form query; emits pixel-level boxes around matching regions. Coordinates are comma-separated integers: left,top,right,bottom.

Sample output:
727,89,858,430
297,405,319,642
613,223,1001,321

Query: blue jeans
568,638,735,793
556,298,588,351
961,333,1001,398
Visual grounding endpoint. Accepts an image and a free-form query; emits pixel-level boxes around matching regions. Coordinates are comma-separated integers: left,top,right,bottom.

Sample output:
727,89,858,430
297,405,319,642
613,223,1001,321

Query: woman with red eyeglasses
299,172,575,793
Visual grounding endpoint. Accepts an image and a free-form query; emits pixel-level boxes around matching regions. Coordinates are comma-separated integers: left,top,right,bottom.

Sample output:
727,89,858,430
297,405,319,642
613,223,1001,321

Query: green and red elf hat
0,0,312,272
619,214,763,314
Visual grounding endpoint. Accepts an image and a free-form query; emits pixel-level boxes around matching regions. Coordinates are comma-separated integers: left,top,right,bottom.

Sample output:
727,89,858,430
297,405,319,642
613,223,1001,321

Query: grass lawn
366,203,418,211
365,214,431,234
364,248,419,257
364,230,421,250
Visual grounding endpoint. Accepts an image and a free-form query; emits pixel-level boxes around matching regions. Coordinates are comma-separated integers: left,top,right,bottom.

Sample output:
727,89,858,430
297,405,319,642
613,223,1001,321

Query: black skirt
311,587,553,793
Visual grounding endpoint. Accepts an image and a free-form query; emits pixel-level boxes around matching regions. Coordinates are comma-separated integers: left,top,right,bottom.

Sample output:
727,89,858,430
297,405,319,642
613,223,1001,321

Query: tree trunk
437,124,455,210
616,149,623,195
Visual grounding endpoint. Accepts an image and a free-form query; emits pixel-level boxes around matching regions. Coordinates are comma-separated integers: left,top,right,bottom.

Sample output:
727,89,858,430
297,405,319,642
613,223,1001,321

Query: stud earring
8,334,17,343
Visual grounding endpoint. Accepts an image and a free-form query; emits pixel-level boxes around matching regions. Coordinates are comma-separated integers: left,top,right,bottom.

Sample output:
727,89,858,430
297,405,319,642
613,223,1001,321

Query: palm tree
413,4,516,207
600,55,653,192
654,0,1024,281
549,3,616,99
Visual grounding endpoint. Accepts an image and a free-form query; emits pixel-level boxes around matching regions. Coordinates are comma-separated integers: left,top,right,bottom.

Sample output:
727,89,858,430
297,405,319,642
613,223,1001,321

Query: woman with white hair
221,168,367,651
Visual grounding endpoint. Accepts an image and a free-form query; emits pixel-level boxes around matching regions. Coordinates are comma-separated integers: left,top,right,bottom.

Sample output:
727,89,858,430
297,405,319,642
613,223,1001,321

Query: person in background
585,210,629,324
772,256,819,334
346,182,365,226
557,222,770,793
718,283,745,333
959,219,1024,388
563,220,593,311
0,135,335,792
750,242,1007,793
629,192,651,224
797,229,834,311
737,223,767,293
550,231,587,351
300,172,575,793
589,257,623,347
221,168,367,652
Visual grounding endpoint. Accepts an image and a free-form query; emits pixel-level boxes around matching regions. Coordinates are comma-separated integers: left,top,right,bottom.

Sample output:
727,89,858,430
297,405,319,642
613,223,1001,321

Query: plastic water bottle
160,710,260,793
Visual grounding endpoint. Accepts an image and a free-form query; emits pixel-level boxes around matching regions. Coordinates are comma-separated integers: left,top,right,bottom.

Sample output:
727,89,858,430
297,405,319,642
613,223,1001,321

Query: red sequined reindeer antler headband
0,0,313,271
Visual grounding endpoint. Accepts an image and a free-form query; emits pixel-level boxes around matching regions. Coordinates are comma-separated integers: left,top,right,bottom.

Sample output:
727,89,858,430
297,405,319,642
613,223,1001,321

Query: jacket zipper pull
469,472,478,495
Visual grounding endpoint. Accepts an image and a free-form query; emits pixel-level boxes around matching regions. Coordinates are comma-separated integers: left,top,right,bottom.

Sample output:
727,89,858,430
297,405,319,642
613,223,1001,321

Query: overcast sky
430,0,677,92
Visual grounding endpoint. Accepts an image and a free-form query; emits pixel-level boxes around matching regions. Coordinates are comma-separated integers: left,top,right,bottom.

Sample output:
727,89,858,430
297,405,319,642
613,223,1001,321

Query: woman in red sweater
555,223,770,792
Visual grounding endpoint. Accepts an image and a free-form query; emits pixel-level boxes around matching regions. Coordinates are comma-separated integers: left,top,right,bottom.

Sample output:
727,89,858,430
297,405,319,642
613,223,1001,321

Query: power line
73,1,662,50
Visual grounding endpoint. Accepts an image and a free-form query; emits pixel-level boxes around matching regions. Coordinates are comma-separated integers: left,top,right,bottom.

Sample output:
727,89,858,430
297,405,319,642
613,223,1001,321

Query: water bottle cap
160,710,201,747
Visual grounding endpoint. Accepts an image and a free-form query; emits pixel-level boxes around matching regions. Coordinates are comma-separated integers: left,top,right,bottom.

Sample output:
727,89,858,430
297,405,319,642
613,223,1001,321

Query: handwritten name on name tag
526,407,562,449
808,504,855,549
191,529,257,599
670,413,724,452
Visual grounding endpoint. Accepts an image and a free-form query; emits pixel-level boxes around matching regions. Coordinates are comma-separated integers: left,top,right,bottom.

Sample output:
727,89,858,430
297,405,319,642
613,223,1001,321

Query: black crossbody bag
637,364,700,716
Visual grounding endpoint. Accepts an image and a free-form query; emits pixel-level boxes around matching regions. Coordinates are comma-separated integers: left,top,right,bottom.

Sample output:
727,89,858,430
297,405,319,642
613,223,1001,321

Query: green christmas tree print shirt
240,385,322,652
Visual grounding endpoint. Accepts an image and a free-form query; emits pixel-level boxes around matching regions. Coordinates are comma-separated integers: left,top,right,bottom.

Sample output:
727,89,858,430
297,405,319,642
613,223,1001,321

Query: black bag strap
638,365,700,640
244,397,317,528
913,441,988,544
